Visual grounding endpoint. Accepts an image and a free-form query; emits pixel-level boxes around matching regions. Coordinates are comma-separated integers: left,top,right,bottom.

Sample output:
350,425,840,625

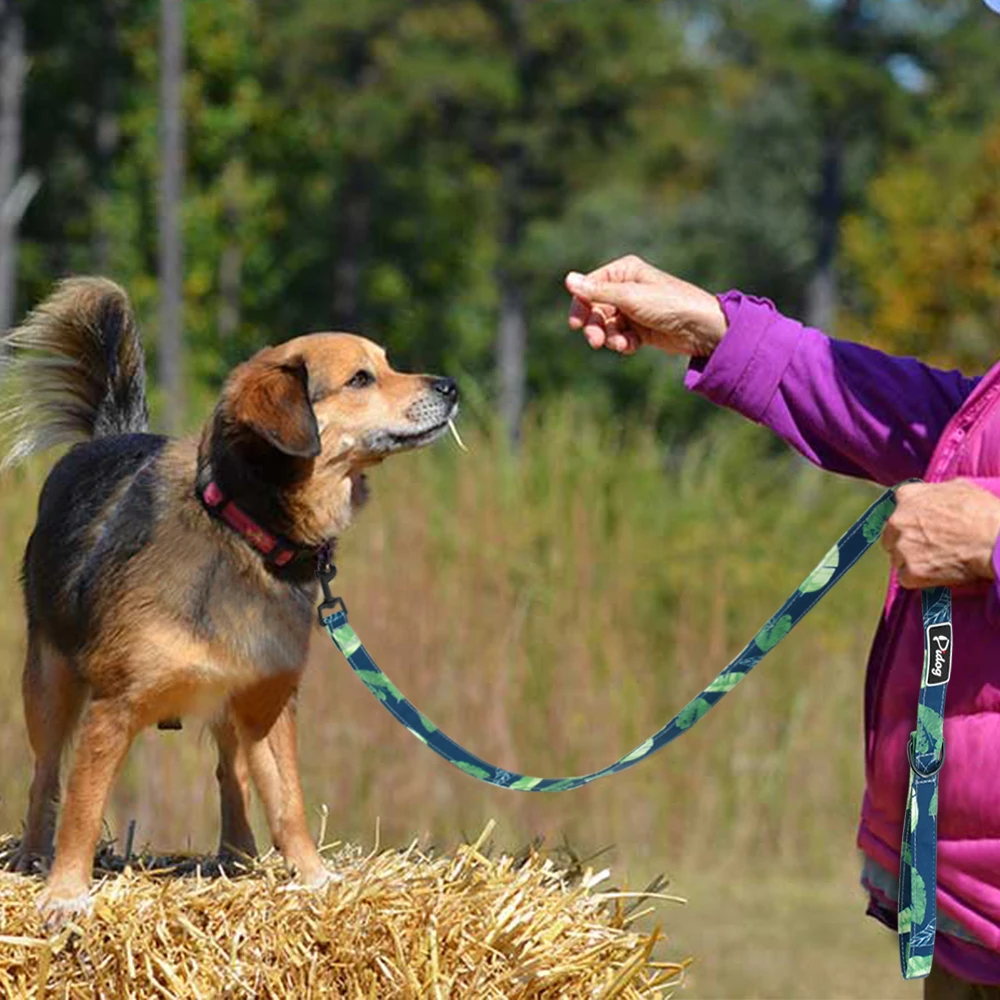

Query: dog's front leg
231,678,327,886
212,711,258,860
37,697,134,929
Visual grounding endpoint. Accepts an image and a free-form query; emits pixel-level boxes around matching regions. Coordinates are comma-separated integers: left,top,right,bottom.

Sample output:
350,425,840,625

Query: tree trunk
496,259,526,444
496,153,527,444
158,0,184,432
804,129,842,333
493,0,530,445
93,0,122,273
0,0,35,337
805,0,861,333
330,157,370,332
217,167,242,342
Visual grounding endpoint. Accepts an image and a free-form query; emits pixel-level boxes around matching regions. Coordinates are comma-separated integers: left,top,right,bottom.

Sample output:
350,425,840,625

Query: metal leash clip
317,543,346,623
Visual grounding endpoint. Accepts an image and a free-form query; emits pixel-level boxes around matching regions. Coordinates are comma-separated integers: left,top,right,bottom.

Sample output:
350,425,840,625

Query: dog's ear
233,357,321,458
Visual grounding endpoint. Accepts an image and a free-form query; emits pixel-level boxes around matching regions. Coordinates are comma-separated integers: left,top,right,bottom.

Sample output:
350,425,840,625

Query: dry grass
0,821,685,999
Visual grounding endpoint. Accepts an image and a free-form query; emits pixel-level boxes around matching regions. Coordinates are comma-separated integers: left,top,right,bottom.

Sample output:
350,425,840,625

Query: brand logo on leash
925,624,952,686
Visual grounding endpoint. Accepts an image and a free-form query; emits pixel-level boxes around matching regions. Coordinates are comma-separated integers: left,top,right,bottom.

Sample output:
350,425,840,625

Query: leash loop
907,731,946,778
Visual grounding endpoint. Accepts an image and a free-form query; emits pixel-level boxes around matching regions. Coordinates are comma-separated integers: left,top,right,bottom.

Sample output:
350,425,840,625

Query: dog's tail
0,277,149,471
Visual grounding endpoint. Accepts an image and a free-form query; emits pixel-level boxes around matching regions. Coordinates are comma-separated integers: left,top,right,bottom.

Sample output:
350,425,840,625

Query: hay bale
0,821,686,998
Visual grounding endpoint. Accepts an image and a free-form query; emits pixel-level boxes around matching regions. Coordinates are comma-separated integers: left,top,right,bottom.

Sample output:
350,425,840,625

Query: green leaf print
912,870,927,926
455,761,492,781
621,737,654,763
332,624,363,657
930,787,938,819
417,712,438,735
799,544,840,594
862,498,895,544
897,905,912,935
511,776,542,791
544,778,581,792
707,671,745,694
357,668,401,703
915,705,944,756
676,697,712,730
907,955,933,978
755,615,793,652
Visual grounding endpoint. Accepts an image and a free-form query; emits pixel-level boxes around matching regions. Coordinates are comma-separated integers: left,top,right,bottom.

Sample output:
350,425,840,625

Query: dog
0,277,459,927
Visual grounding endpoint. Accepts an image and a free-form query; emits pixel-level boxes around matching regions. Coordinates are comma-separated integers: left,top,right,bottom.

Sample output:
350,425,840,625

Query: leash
318,484,950,980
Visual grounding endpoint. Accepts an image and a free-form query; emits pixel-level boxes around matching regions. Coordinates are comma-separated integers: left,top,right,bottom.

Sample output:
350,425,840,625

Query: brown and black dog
0,277,458,926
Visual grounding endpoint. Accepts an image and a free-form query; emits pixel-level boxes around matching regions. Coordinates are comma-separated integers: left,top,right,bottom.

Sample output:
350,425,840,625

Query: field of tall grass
0,404,910,996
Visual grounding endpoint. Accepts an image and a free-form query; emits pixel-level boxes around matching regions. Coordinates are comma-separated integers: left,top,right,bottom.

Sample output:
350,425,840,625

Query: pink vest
860,363,1000,950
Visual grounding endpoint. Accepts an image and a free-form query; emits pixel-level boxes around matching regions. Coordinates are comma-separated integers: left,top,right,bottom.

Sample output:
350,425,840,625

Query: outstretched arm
684,291,977,485
565,261,977,485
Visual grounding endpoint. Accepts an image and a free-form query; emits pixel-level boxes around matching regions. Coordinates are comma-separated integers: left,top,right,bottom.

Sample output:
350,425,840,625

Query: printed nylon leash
319,483,951,980
897,585,951,979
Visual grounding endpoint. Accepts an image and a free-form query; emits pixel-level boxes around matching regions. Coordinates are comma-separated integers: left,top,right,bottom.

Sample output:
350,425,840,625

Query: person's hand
882,481,1000,589
565,255,727,357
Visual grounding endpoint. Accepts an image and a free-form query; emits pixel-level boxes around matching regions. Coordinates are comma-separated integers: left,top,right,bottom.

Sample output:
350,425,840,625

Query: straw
0,822,686,998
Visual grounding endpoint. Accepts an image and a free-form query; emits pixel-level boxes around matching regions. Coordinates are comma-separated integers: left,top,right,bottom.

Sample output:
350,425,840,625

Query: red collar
199,480,314,568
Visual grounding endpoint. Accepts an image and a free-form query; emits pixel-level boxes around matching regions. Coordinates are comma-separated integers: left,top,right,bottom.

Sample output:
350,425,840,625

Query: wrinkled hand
882,481,1000,589
565,255,727,357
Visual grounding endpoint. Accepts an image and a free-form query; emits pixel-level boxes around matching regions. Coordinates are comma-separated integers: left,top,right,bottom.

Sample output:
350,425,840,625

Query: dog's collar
198,480,325,569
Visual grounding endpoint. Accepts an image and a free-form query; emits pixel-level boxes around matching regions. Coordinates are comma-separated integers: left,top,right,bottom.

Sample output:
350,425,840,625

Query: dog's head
204,333,458,545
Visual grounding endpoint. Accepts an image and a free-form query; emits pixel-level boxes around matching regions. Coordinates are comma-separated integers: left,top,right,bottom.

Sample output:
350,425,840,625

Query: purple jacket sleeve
684,291,979,486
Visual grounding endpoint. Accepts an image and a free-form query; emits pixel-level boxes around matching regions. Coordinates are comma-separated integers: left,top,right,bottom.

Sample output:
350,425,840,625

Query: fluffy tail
0,277,150,471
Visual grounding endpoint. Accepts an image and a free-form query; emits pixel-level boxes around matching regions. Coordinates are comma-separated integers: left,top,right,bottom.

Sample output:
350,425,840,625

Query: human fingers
568,295,589,330
604,315,640,353
585,254,664,286
582,303,616,349
566,272,643,314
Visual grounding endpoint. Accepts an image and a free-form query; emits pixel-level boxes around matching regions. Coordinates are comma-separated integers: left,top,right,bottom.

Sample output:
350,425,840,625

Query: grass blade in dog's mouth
447,418,468,453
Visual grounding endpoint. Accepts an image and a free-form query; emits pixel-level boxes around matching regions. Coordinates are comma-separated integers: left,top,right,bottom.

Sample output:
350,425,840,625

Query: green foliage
12,0,1000,430
844,117,1000,369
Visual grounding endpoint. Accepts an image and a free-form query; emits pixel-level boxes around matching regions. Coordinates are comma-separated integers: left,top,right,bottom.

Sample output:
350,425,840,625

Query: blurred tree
6,0,999,436
664,0,933,332
0,0,38,336
158,0,185,432
266,0,687,440
843,119,1000,369
843,2,1000,370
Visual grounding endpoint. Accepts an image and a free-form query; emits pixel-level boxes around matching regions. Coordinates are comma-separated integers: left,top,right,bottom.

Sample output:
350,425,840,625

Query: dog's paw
7,850,33,875
279,865,342,892
36,887,93,933
305,867,343,889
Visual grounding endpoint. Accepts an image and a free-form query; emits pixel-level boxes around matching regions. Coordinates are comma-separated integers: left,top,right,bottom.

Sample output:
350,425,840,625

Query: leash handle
898,586,952,980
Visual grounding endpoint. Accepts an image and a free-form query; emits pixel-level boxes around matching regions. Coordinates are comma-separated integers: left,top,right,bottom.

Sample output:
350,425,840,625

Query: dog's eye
346,370,375,389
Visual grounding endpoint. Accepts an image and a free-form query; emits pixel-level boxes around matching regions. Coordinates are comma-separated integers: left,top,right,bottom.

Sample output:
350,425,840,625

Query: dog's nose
431,377,459,403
